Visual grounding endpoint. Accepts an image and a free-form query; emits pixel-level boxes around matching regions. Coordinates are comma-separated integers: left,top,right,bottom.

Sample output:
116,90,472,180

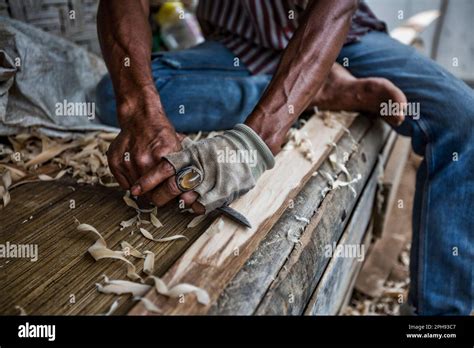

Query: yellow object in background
155,1,204,51
155,2,184,27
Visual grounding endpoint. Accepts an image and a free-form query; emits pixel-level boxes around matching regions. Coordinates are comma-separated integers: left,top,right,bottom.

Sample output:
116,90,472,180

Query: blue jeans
96,32,474,315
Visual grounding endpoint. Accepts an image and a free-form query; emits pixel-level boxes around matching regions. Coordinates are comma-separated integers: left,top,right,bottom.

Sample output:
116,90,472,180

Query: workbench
0,115,396,315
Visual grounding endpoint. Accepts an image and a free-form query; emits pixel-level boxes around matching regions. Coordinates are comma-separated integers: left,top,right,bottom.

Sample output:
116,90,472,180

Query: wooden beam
354,153,418,298
129,113,356,315
337,222,374,315
304,160,379,315
253,121,391,315
0,180,213,315
208,116,373,315
373,135,412,238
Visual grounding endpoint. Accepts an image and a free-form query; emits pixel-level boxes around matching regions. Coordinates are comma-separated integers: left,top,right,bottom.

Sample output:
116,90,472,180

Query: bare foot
313,63,407,127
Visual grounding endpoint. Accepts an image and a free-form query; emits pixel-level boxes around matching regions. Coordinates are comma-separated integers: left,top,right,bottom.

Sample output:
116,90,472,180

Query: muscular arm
98,0,181,191
245,0,359,154
98,0,161,124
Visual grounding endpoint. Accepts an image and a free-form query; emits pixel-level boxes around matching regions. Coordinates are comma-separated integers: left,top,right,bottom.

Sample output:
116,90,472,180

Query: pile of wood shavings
343,244,411,316
0,131,119,207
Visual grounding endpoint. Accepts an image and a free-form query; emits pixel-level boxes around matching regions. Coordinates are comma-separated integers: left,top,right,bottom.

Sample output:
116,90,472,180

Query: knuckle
138,175,153,190
165,177,181,196
151,191,164,207
180,193,196,206
161,160,175,175
135,155,152,171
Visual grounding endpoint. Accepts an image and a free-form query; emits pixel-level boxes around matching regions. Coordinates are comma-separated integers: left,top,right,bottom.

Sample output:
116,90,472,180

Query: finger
110,166,132,189
387,114,405,127
130,160,175,196
191,201,206,215
179,191,199,208
123,157,140,186
150,175,182,207
107,155,132,189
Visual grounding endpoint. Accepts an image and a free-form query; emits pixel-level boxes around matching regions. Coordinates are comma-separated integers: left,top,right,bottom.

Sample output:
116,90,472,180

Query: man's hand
107,118,181,191
130,124,276,214
98,0,187,203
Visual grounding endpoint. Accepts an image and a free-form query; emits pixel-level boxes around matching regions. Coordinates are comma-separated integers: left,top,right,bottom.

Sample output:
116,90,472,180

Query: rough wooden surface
304,164,378,315
373,135,412,238
253,120,391,315
129,115,355,315
209,116,373,315
0,179,213,315
354,152,419,298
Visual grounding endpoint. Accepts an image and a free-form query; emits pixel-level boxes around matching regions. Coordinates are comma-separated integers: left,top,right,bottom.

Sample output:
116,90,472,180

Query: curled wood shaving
285,128,316,162
1,170,12,207
1,131,118,194
96,275,151,296
139,228,188,243
38,169,69,181
321,171,362,198
123,191,139,210
148,275,210,305
187,214,207,228
77,223,142,282
15,305,27,316
2,170,12,188
25,142,79,167
150,207,163,228
120,216,138,231
294,215,310,224
329,152,351,180
143,251,155,275
133,296,162,313
120,241,145,259
287,228,302,244
102,299,120,316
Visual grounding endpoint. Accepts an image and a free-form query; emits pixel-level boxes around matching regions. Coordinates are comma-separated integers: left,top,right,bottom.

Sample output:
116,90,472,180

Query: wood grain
304,164,378,315
0,181,214,315
208,116,373,315
253,120,390,315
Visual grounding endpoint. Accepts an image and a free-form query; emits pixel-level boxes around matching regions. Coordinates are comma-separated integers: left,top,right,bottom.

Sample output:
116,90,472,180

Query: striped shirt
196,0,386,75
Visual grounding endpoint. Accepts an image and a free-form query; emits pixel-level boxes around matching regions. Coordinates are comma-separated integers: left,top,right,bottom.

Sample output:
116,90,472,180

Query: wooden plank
208,116,373,315
0,178,76,231
337,222,374,315
354,153,418,298
253,120,391,315
129,114,356,315
0,180,214,315
379,131,398,166
373,135,412,238
304,162,378,315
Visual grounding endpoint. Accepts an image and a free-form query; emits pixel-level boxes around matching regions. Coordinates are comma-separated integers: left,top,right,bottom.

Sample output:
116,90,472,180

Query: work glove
164,124,275,212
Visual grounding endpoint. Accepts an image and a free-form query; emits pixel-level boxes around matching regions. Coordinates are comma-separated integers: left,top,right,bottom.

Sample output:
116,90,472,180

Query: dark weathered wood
373,135,411,238
354,153,418,298
208,116,373,315
337,222,374,315
0,180,214,315
304,164,378,315
253,120,391,315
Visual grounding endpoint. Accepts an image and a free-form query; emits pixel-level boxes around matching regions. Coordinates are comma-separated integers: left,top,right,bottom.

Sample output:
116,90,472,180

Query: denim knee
95,74,119,128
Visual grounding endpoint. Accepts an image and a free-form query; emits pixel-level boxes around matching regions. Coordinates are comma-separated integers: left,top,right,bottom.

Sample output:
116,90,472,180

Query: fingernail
131,185,141,195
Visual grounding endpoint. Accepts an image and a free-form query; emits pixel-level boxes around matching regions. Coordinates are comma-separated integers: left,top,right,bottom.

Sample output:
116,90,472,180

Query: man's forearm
97,0,166,127
245,0,358,154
